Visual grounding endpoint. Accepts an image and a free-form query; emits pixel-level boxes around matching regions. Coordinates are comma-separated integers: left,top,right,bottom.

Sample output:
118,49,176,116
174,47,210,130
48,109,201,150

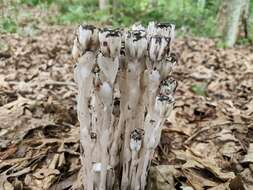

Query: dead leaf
147,165,179,190
241,144,253,164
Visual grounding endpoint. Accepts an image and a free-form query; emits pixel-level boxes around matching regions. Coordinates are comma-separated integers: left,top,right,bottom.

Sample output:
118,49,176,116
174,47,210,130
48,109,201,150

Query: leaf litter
0,28,253,189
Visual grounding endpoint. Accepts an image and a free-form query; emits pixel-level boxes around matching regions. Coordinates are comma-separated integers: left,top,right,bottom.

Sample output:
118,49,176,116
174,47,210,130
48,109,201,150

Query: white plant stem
121,61,143,189
73,22,177,190
75,53,96,190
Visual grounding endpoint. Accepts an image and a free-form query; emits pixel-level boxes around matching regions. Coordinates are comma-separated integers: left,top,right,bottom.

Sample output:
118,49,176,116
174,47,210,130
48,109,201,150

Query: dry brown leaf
183,168,219,189
219,141,240,158
147,165,179,190
174,150,235,180
239,168,253,190
191,65,213,80
208,182,230,190
241,144,253,164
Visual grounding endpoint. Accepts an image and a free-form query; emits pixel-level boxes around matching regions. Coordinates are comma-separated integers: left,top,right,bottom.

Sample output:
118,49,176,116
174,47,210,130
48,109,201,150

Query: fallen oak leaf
228,175,245,190
238,168,253,190
219,141,240,158
241,143,253,164
216,128,238,142
183,167,219,190
2,181,14,190
40,143,65,189
173,150,235,181
7,167,31,178
147,165,179,190
208,182,230,190
33,168,60,179
48,173,78,190
0,144,17,160
190,65,213,80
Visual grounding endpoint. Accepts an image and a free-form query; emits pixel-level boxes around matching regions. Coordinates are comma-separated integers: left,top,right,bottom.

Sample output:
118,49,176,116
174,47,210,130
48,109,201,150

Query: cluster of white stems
72,22,177,190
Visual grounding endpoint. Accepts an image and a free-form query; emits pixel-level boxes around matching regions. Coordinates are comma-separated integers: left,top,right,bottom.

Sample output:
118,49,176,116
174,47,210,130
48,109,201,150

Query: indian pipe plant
72,22,178,190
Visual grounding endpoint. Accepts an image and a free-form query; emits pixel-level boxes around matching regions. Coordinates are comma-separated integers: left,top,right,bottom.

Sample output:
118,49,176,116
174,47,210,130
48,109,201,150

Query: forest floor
0,26,253,190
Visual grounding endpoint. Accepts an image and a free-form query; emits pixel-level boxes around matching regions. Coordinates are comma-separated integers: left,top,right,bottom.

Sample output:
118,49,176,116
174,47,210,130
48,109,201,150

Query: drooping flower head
78,25,99,51
99,28,122,58
125,29,147,59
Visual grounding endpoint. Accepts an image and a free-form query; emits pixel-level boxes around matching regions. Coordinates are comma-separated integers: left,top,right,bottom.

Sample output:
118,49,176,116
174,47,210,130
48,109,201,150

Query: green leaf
191,84,206,96
1,18,17,33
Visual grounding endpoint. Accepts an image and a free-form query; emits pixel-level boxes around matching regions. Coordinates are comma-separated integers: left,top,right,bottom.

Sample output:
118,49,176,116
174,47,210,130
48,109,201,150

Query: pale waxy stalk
73,25,99,190
96,28,121,190
121,29,147,190
72,22,177,190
